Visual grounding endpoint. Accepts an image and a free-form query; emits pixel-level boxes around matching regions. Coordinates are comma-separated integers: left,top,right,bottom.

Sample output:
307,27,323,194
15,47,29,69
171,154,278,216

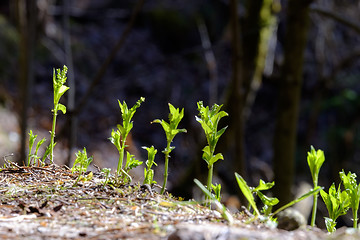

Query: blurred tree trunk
222,0,277,181
63,0,77,166
15,0,37,165
272,0,313,205
223,0,245,179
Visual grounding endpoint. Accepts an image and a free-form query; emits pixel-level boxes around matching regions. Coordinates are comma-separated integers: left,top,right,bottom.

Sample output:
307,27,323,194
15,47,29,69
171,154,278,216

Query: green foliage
196,101,227,205
50,65,69,163
194,179,233,224
123,152,143,183
339,170,360,228
42,143,54,164
152,103,186,194
235,172,320,224
320,183,350,232
307,146,325,226
101,168,111,187
109,97,145,176
72,148,93,186
72,148,93,173
142,146,158,185
253,180,279,216
211,183,222,202
27,130,46,167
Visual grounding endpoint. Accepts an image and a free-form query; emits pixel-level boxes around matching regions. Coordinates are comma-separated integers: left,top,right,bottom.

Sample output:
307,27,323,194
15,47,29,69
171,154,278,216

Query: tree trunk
222,0,277,181
16,0,37,165
272,0,313,205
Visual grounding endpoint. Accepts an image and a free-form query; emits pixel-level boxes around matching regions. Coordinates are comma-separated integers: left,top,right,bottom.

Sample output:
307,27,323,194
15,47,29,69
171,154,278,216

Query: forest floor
0,164,359,240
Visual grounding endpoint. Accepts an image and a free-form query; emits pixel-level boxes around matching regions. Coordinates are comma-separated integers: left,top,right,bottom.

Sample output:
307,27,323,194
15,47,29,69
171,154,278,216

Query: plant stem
310,179,318,227
161,143,171,194
117,147,124,175
311,193,318,226
50,110,57,163
353,209,358,228
206,164,213,207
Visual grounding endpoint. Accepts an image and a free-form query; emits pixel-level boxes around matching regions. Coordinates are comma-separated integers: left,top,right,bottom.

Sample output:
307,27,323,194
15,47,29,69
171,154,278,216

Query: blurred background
0,0,360,227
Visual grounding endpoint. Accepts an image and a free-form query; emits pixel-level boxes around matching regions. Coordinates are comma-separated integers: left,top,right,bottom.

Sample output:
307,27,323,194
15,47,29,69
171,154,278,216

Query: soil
0,164,359,240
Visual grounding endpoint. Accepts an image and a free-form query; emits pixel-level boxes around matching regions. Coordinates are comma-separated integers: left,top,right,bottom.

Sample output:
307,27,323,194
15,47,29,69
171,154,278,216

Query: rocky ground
1,164,360,240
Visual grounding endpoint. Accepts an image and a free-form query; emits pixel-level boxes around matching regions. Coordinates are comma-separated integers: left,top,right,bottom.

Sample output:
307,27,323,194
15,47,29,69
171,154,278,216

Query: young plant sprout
142,146,158,185
42,143,54,165
50,65,69,163
72,147,93,186
101,168,111,187
211,183,222,202
320,183,350,232
339,170,360,229
27,130,37,166
28,130,46,167
307,146,325,227
234,173,261,216
194,179,233,224
235,172,321,222
196,101,228,205
123,152,143,183
152,103,186,194
109,97,145,176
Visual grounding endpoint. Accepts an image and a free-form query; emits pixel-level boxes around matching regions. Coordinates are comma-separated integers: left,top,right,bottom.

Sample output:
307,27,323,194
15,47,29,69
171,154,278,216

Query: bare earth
0,164,359,240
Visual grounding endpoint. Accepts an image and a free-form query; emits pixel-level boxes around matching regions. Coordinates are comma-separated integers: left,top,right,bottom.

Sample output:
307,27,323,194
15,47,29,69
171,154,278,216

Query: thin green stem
50,110,57,163
353,208,358,228
310,180,318,227
206,164,213,207
161,154,169,194
311,193,318,226
161,143,171,194
117,147,124,175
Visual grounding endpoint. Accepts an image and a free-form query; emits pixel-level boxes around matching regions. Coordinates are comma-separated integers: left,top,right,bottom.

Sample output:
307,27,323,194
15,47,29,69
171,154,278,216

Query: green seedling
152,103,186,194
27,130,46,166
109,97,145,176
41,143,54,164
253,180,279,216
235,173,266,216
123,152,143,183
339,170,360,228
320,183,350,232
101,168,111,187
72,148,93,186
50,65,69,163
142,146,158,185
211,183,222,202
196,101,228,205
194,178,233,224
27,130,37,166
235,172,321,222
307,146,325,227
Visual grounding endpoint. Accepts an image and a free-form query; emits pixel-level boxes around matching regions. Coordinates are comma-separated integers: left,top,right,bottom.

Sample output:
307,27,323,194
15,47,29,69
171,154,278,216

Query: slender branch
197,18,218,105
310,6,360,34
74,0,145,115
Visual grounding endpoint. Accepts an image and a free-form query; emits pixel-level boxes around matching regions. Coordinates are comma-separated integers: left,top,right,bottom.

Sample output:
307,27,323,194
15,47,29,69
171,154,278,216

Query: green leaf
307,146,325,182
235,172,260,216
257,191,279,207
57,103,67,114
211,183,222,202
254,180,275,191
208,153,224,166
58,85,69,96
